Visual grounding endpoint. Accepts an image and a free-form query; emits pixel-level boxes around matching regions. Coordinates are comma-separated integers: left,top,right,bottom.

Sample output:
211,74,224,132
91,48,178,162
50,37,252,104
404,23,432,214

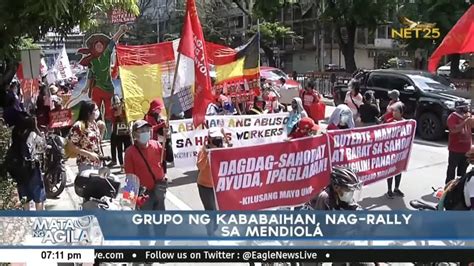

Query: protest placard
169,113,289,167
109,9,136,24
209,134,331,210
49,109,73,129
327,120,416,185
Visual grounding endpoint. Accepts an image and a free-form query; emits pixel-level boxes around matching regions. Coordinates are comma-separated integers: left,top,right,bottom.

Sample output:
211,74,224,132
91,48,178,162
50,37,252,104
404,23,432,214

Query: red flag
428,5,474,72
178,0,213,128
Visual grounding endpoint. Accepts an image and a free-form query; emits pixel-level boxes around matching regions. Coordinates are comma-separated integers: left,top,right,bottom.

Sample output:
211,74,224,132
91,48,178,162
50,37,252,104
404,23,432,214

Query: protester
109,95,131,168
67,100,103,172
286,97,307,134
124,120,167,210
144,98,173,178
3,81,26,127
7,116,46,210
310,166,362,210
359,90,380,127
206,97,222,116
465,146,474,210
381,89,400,122
35,84,50,128
300,81,322,123
219,95,236,115
263,83,283,113
446,100,474,184
327,104,355,130
6,80,24,112
344,79,363,121
197,128,232,210
248,96,266,115
279,77,288,91
287,117,320,140
49,85,63,111
385,102,405,199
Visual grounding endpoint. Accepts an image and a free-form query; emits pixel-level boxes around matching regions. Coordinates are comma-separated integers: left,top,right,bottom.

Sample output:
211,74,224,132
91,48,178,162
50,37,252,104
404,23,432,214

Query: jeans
446,151,469,184
110,133,131,165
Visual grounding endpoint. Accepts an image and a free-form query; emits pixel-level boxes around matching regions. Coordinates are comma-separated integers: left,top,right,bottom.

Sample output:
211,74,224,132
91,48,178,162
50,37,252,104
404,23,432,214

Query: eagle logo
398,16,437,29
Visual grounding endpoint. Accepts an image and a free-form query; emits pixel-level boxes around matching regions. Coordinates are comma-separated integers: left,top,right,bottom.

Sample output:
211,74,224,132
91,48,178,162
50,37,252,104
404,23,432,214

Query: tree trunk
449,54,461,78
261,45,276,67
0,58,18,107
335,22,357,74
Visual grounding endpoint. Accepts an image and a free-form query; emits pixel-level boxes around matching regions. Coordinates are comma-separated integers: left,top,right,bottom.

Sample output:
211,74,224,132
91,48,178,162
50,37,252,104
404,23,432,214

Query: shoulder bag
134,145,168,199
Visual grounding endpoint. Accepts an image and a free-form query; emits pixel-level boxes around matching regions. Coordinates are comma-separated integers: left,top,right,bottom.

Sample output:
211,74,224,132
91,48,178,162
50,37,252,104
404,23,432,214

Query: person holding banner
49,85,62,111
385,102,405,199
248,96,267,115
286,97,307,134
327,104,355,130
197,128,232,210
287,117,320,139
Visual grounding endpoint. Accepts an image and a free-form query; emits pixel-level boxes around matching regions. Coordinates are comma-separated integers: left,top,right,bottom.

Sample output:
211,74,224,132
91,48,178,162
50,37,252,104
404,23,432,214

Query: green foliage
323,0,393,28
396,0,470,51
250,21,301,46
0,123,20,210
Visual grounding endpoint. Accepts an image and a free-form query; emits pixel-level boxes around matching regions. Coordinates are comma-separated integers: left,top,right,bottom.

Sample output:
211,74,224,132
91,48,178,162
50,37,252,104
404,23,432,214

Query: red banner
49,110,73,129
209,134,331,210
327,120,416,185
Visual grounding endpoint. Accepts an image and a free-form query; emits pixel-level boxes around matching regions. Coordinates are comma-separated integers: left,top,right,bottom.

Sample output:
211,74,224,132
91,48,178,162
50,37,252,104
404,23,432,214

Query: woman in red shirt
386,102,405,199
381,89,400,122
288,117,320,139
300,81,322,123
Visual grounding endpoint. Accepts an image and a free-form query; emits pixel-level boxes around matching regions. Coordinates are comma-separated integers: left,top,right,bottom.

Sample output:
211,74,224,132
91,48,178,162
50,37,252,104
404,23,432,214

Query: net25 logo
391,16,440,39
32,216,93,244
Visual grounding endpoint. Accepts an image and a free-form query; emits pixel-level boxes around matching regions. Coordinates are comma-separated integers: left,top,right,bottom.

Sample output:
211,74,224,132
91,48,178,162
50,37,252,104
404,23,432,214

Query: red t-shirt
447,112,472,153
289,129,308,139
124,140,165,190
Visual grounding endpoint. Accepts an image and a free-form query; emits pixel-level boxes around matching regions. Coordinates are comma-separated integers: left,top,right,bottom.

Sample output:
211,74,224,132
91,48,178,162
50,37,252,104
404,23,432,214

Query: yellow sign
391,16,440,39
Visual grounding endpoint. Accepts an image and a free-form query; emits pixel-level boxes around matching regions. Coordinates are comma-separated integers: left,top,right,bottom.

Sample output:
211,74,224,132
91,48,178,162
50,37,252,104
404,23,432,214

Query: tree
396,0,471,77
231,0,301,67
0,0,139,103
323,0,395,73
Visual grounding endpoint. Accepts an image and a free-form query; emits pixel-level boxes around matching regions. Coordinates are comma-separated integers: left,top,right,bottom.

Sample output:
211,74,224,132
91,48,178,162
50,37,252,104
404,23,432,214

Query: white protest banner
170,113,289,167
47,45,73,83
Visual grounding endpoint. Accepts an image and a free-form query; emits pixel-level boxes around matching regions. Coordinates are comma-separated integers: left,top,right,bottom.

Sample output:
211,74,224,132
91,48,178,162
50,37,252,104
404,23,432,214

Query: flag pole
161,52,182,165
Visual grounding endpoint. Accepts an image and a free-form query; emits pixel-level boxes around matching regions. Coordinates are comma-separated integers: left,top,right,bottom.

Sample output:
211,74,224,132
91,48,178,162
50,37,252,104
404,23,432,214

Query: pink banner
209,134,331,210
327,120,416,185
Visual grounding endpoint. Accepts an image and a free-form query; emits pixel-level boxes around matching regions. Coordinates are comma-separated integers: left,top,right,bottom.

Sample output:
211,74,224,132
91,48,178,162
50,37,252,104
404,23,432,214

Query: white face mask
94,110,100,120
339,190,354,203
138,132,151,144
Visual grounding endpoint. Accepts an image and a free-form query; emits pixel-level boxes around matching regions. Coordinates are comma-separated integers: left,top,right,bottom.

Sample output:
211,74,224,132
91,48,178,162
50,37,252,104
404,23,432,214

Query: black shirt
359,103,380,123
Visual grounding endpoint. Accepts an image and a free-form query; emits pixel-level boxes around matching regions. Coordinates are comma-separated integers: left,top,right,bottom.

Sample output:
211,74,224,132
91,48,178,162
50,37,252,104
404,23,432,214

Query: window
389,76,410,91
357,28,366,45
367,74,391,89
377,26,387,39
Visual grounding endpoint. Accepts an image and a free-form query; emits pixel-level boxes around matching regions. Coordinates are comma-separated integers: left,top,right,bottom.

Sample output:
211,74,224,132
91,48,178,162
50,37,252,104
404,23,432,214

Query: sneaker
386,191,394,199
107,161,117,167
394,189,405,197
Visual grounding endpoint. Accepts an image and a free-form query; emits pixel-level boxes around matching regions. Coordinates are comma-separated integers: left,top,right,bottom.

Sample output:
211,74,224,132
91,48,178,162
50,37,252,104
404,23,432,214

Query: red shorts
91,87,113,121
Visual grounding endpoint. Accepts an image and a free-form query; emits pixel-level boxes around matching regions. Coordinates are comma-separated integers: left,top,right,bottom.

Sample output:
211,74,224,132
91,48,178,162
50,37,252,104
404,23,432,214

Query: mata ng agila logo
391,16,440,39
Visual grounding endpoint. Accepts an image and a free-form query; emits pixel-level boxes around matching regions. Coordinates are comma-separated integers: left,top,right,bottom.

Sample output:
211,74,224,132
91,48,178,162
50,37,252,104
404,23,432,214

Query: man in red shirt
124,120,167,210
446,100,474,184
300,81,322,122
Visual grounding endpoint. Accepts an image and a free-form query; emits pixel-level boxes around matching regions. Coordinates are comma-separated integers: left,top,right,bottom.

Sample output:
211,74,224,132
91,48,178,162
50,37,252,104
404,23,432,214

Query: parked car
332,69,471,140
261,66,301,105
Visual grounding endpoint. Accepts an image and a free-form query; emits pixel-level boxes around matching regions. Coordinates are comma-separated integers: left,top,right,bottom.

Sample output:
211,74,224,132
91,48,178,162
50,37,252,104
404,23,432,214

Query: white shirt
344,92,363,116
464,176,474,208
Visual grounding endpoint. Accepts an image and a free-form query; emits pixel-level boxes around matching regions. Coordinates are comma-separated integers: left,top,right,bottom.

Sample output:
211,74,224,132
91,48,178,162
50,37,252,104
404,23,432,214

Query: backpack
442,170,473,210
5,133,35,184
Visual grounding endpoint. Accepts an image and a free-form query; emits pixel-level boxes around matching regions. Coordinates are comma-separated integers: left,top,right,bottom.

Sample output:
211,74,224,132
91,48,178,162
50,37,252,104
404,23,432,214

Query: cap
208,127,224,138
388,89,400,99
298,117,320,131
132,120,151,131
455,100,469,109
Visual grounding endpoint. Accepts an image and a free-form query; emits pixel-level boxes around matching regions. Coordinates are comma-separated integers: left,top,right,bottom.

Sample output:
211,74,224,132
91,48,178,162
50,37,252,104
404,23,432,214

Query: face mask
339,190,354,203
138,132,151,144
94,110,100,120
